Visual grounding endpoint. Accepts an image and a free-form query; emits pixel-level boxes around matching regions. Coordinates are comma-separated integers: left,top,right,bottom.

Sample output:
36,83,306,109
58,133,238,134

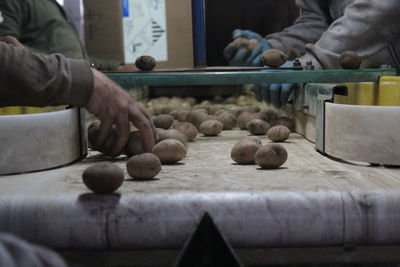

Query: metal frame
107,68,396,87
191,0,207,67
297,83,348,154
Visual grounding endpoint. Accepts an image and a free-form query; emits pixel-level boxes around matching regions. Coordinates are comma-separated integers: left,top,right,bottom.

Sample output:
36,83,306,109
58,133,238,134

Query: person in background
0,0,133,71
224,0,400,108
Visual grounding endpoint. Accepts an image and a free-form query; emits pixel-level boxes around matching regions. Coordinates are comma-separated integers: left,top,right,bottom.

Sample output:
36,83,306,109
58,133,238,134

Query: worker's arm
0,43,93,107
0,43,156,155
300,0,400,69
265,0,330,60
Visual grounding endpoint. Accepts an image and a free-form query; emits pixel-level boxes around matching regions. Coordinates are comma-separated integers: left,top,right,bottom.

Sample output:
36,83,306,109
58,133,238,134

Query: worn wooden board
0,131,400,250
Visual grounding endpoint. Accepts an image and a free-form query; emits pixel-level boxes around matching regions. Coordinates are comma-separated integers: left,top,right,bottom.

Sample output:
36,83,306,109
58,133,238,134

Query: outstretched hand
251,61,296,108
223,29,271,66
85,69,157,156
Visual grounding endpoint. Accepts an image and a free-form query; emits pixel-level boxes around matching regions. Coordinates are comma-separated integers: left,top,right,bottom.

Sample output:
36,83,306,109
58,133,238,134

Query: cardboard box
84,0,193,68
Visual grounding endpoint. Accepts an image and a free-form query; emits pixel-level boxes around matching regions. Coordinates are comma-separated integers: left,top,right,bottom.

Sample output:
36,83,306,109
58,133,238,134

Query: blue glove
251,61,296,108
223,29,271,66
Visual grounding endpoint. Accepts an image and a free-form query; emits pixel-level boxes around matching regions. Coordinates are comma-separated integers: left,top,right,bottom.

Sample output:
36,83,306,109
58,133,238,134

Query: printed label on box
123,0,168,63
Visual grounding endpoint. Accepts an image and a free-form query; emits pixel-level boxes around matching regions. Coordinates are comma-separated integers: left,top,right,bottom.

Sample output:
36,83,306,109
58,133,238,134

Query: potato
174,122,198,141
214,109,228,116
267,125,290,142
231,140,261,165
151,105,164,115
152,139,187,164
218,112,237,130
224,96,237,104
186,110,209,129
135,55,156,71
176,110,190,122
82,163,124,194
87,122,101,151
184,97,197,106
192,107,209,114
157,128,188,145
153,114,174,129
161,105,175,115
237,112,267,130
262,49,288,67
200,100,212,106
261,109,279,122
247,119,270,135
234,106,260,117
126,153,161,180
126,131,146,156
88,124,127,156
199,120,223,136
206,115,223,122
339,51,361,69
270,117,295,132
255,144,288,169
208,104,224,115
243,136,262,146
168,110,179,119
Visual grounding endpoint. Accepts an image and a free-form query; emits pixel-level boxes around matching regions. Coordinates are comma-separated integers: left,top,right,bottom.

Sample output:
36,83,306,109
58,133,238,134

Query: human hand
251,61,296,108
223,29,271,66
85,68,157,156
252,83,296,108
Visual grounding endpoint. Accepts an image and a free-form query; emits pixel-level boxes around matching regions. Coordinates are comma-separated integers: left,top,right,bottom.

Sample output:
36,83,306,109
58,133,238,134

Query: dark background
205,0,299,66
150,0,299,98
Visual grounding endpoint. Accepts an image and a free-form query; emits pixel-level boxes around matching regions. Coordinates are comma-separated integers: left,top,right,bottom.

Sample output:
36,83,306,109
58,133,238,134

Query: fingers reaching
108,112,130,156
128,104,156,152
280,84,295,107
269,84,282,108
229,48,251,66
95,117,114,151
86,68,156,157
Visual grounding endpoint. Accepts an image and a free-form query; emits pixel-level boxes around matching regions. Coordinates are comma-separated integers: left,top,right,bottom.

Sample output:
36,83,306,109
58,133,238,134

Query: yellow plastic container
0,106,67,115
334,76,400,106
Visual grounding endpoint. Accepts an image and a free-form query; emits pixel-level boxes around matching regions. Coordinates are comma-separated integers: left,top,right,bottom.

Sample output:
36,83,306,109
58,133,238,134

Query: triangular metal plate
174,212,243,267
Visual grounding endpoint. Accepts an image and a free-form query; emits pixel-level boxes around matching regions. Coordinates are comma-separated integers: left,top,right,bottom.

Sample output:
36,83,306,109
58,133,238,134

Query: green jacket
0,0,119,70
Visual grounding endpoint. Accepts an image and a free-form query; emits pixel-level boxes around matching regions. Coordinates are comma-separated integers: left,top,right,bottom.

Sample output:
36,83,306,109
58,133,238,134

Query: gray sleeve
0,233,66,267
0,42,94,107
301,0,400,69
266,0,331,60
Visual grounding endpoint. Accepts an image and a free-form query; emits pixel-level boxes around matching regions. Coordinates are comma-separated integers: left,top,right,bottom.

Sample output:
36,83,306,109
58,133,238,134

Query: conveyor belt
1,131,400,251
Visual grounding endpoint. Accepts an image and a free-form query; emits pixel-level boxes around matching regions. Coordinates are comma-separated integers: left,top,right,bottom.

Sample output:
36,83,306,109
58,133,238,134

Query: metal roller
0,107,87,175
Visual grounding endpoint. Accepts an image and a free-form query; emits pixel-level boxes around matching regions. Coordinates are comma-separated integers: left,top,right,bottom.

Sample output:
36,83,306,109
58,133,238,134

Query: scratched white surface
1,131,400,250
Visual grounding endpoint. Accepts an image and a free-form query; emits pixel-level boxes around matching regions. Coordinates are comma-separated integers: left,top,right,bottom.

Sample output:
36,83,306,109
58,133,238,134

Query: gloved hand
223,29,271,66
251,61,296,108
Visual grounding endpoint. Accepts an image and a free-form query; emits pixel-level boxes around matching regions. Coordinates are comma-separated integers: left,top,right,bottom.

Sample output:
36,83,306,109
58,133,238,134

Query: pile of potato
83,95,294,194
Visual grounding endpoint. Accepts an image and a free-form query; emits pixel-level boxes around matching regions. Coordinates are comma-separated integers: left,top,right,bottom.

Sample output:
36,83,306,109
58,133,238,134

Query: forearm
0,43,94,107
266,0,330,59
302,0,400,69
